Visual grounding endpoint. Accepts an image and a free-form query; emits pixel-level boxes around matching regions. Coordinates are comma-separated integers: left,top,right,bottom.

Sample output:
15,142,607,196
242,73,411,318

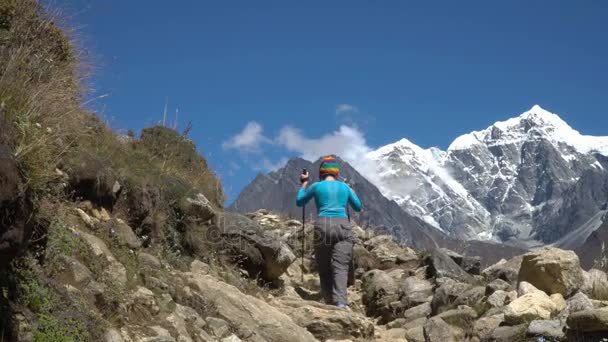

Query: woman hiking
296,156,362,308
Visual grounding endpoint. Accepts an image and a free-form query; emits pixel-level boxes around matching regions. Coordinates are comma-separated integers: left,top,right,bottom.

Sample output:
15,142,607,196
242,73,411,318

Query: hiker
296,156,362,308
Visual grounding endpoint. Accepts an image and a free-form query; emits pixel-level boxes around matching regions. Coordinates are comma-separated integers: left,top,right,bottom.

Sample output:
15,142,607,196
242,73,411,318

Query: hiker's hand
300,170,309,184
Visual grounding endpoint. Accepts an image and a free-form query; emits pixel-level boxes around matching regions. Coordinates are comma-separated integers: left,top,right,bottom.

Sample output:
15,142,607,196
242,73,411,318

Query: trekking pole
301,168,307,284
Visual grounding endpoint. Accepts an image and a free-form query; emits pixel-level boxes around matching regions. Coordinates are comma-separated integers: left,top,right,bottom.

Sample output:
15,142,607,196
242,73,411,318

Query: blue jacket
296,180,362,218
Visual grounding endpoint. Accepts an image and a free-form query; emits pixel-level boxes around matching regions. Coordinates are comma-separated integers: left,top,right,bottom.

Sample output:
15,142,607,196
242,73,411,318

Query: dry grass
0,0,89,191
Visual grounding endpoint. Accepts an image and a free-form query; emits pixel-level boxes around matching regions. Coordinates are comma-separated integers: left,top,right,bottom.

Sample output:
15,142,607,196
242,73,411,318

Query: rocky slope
5,2,608,341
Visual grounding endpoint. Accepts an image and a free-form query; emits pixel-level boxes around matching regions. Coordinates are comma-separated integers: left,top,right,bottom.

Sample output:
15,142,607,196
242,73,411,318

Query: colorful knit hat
319,156,340,179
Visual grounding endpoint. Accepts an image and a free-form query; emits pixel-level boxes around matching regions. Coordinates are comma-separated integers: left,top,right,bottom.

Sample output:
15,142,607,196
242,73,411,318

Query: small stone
190,259,210,274
527,319,565,339
139,252,161,269
221,335,242,342
487,290,509,308
486,279,511,295
206,317,230,338
518,281,541,296
423,317,455,342
105,328,124,342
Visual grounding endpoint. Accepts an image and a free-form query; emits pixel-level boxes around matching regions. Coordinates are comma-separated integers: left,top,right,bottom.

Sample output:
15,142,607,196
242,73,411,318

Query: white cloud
276,125,380,181
222,121,270,152
335,104,358,115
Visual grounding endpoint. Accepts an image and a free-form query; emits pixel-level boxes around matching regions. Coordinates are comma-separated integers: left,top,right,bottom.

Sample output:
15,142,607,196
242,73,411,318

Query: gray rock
181,193,216,221
399,277,433,309
482,256,523,285
402,302,431,322
424,249,474,283
490,324,526,342
182,273,317,341
105,329,124,342
568,292,594,313
485,278,512,296
423,317,455,342
527,319,565,339
436,305,478,329
487,290,509,308
473,314,504,340
138,252,161,269
361,270,398,317
454,286,485,307
215,212,296,281
206,317,230,338
221,335,241,342
106,218,141,249
404,326,425,342
567,307,608,332
431,278,472,315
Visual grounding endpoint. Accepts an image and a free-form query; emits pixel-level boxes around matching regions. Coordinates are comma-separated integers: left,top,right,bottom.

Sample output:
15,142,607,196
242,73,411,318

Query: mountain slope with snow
369,105,608,245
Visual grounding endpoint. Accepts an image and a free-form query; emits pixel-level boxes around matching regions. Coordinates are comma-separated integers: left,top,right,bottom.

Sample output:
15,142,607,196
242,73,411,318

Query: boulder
582,269,608,297
104,329,124,342
364,236,409,269
566,307,608,332
180,193,216,222
206,317,231,338
517,281,540,297
378,328,408,341
487,290,509,308
436,305,477,330
221,335,241,342
70,227,127,286
461,256,482,276
568,292,594,313
398,277,433,309
402,302,431,322
181,272,317,341
482,255,523,285
164,305,205,342
424,249,474,283
453,286,485,307
431,278,472,315
527,319,565,339
214,213,296,281
438,249,481,275
405,326,425,342
138,252,162,270
490,325,526,342
106,218,141,249
361,270,398,317
423,317,455,342
485,279,511,296
129,286,160,316
272,297,374,340
518,247,584,297
504,290,560,324
551,293,567,312
473,314,504,340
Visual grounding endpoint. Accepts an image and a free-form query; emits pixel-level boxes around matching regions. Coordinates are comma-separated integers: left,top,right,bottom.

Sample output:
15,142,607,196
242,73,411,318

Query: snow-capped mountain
369,105,608,245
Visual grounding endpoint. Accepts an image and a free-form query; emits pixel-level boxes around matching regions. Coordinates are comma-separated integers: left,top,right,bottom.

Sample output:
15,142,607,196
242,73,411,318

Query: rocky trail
7,192,608,341
3,2,608,341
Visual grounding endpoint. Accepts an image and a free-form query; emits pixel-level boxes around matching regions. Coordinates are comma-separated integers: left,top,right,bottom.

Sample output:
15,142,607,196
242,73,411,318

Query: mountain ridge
233,105,608,252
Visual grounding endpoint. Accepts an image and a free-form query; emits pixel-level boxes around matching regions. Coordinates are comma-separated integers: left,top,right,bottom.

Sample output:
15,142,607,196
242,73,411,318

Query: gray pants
314,217,353,305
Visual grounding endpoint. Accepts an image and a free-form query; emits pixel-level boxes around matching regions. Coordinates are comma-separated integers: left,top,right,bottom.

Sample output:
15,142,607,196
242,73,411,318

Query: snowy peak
448,105,608,155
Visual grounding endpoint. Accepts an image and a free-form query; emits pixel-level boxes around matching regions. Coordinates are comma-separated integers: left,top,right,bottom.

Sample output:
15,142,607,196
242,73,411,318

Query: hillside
5,2,608,342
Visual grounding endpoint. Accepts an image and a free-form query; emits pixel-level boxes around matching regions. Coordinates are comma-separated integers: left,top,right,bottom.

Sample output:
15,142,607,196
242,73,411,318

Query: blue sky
60,0,608,203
